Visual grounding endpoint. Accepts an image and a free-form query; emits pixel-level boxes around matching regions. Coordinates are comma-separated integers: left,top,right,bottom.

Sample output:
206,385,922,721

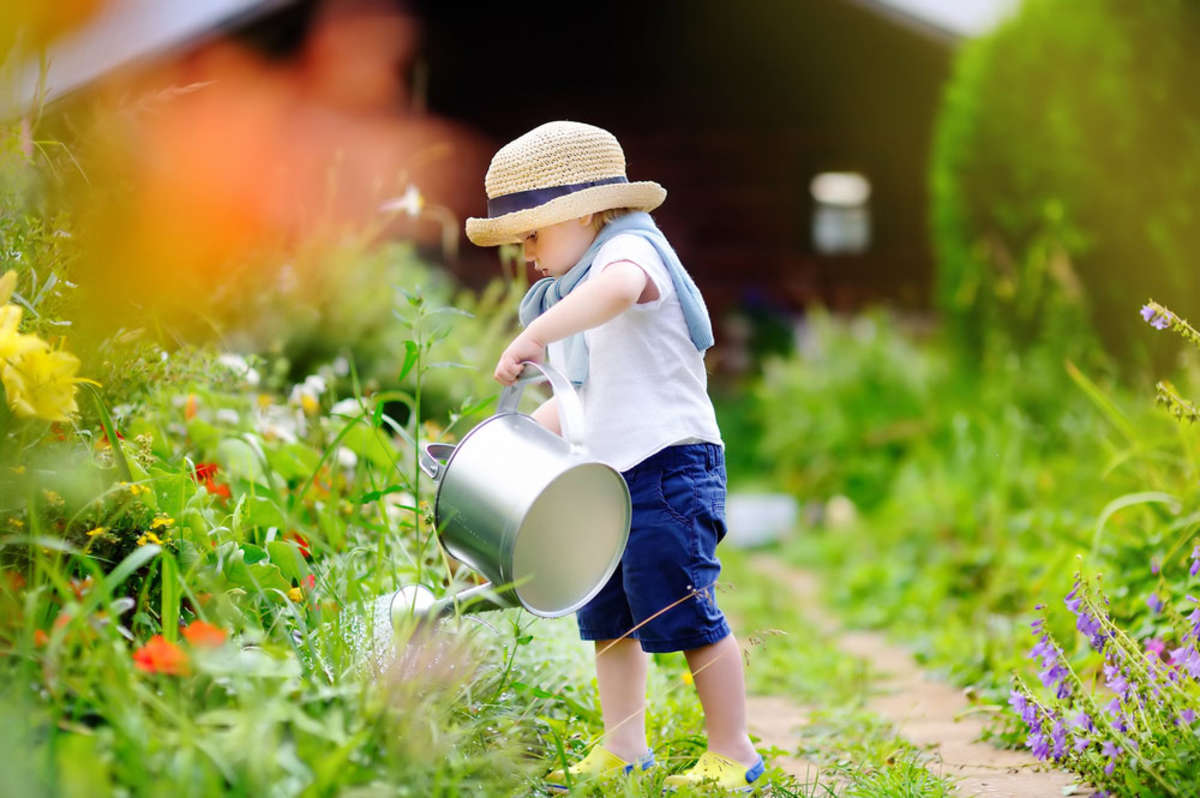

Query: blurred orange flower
182,620,226,648
132,635,189,675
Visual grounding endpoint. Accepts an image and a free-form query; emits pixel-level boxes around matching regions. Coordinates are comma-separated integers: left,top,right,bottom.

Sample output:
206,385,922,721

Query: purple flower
1076,610,1107,651
1142,304,1174,330
1103,662,1129,698
1172,645,1200,680
1102,740,1122,776
1147,593,1163,613
1145,638,1166,659
1151,556,1161,575
1070,710,1094,733
1105,696,1122,718
1009,689,1039,726
1028,730,1050,761
1180,709,1197,726
1073,734,1091,753
1050,719,1068,759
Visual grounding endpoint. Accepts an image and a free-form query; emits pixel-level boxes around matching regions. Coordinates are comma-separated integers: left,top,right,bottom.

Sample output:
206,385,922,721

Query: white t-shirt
548,233,723,471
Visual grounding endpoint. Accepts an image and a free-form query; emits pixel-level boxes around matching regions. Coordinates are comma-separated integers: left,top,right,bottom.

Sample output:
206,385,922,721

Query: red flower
205,479,232,499
285,530,311,559
182,619,226,648
193,462,218,482
132,635,189,675
191,463,232,500
98,429,125,448
304,573,316,590
34,629,48,647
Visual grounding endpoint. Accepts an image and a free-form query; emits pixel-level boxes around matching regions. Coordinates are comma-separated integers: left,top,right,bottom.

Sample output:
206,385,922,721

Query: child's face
521,215,596,278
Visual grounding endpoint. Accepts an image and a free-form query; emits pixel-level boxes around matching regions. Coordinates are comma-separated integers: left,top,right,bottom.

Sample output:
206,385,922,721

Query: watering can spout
388,582,519,626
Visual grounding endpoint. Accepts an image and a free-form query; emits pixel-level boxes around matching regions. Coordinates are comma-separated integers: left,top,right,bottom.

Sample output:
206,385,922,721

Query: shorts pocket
657,465,698,525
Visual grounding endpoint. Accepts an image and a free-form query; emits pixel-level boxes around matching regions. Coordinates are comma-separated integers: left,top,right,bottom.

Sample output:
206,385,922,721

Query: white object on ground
725,492,799,548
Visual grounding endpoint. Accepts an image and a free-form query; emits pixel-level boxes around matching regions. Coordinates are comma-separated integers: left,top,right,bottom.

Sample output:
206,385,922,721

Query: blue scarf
518,212,714,386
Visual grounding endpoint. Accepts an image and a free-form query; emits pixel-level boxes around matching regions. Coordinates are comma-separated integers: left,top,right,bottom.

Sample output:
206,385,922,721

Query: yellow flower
122,482,150,496
0,305,42,362
0,271,15,305
2,342,87,422
681,671,694,686
42,489,63,507
150,516,174,530
287,587,303,602
86,526,107,537
257,394,272,409
299,393,319,416
136,531,163,546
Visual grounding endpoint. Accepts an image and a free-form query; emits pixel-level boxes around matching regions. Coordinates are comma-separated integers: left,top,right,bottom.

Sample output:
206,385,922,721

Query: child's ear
579,213,593,226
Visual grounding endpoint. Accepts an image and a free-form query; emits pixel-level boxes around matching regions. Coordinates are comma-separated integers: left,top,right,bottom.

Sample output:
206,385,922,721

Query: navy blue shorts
577,442,731,653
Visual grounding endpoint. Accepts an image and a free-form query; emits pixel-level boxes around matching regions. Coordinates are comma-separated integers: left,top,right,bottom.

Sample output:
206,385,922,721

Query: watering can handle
497,361,586,453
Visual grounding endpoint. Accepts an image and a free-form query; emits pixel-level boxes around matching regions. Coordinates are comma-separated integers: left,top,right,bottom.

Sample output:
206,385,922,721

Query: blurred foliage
930,0,1200,370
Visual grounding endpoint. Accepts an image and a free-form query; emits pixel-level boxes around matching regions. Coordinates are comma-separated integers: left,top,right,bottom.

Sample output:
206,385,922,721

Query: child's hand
494,331,546,385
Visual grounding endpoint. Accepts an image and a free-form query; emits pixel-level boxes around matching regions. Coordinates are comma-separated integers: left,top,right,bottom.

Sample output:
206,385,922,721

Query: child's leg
684,633,758,766
594,637,649,761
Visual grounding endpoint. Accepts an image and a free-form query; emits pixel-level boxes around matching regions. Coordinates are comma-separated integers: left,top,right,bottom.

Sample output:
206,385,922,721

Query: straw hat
465,121,666,247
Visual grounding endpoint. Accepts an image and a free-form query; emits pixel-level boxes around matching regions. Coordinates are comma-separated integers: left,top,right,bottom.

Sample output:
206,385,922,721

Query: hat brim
465,181,666,247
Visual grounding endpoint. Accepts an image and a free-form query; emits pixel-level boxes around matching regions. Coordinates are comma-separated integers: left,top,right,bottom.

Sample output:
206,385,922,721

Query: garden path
746,554,1083,797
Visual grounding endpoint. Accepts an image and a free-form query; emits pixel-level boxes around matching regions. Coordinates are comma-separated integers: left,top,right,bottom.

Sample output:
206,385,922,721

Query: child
466,121,763,792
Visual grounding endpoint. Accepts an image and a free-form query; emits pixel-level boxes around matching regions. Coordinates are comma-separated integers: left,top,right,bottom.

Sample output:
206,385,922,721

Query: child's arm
493,261,648,385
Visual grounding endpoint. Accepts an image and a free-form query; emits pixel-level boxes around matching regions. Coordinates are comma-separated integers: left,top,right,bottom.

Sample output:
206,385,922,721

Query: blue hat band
487,176,628,218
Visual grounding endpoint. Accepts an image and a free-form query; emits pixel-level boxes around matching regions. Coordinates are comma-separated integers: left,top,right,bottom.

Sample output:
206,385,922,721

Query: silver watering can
390,362,631,624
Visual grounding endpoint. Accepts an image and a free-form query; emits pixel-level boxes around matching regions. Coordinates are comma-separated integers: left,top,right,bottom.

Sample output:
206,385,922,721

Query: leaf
397,340,419,381
356,484,407,504
215,438,265,483
83,384,132,482
267,540,308,584
241,494,286,530
266,443,322,482
103,545,161,597
1090,491,1181,560
339,424,397,470
1064,360,1137,445
161,552,180,642
186,419,222,450
241,544,269,565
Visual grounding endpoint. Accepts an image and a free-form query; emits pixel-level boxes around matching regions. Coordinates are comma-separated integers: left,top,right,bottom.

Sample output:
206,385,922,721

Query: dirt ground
745,555,1084,798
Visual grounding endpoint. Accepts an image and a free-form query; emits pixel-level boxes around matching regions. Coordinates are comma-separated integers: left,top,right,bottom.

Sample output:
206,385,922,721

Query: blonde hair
591,207,634,231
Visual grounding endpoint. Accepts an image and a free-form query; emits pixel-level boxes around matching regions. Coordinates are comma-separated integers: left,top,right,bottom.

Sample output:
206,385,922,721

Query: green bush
930,0,1200,367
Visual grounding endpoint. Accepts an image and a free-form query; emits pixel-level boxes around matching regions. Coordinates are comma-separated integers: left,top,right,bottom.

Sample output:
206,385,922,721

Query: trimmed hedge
930,0,1200,366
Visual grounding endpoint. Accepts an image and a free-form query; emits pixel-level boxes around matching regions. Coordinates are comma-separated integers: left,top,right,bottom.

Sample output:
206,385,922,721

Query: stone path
746,555,1083,797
